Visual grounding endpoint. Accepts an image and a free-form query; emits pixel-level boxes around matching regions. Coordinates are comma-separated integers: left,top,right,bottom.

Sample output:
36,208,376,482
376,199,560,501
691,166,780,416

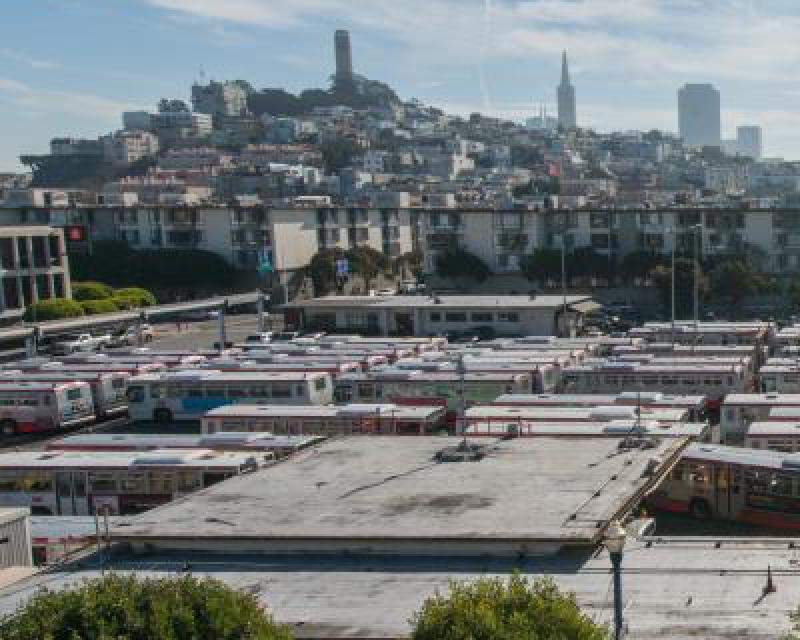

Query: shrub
24,298,84,322
113,287,157,307
71,281,113,301
411,574,608,640
0,573,293,640
435,247,491,282
78,298,120,315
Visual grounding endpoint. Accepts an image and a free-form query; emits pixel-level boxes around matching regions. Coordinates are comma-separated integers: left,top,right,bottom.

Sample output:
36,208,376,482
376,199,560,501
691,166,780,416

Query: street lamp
691,223,703,330
556,228,568,337
603,520,627,640
665,227,675,348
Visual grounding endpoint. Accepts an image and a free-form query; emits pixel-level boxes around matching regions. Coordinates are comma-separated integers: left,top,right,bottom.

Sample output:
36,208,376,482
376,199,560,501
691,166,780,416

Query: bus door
713,463,733,519
55,471,88,515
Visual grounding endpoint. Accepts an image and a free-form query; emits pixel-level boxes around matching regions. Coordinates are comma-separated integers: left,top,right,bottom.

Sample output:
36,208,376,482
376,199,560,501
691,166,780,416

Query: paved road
149,315,261,350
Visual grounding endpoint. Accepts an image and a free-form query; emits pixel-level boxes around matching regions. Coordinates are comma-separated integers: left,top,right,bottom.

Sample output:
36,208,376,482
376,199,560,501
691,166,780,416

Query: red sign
66,225,84,242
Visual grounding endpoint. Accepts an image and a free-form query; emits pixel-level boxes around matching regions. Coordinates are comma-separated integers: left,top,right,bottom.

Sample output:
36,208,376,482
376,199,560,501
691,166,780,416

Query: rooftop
284,294,592,310
110,436,686,555
1,537,798,638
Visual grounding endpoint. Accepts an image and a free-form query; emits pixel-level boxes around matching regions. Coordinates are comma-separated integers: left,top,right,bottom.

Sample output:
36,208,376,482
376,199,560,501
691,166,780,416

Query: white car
52,333,111,355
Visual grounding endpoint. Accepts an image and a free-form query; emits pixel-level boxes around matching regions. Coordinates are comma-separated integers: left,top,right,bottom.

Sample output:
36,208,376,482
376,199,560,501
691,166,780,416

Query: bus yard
2,316,800,534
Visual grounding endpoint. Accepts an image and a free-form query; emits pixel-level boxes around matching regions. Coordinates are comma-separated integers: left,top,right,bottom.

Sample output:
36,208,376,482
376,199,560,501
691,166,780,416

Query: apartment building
0,226,71,319
101,130,159,167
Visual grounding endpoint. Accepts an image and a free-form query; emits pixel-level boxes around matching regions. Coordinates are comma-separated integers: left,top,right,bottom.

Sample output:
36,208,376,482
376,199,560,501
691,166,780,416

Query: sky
3,0,800,170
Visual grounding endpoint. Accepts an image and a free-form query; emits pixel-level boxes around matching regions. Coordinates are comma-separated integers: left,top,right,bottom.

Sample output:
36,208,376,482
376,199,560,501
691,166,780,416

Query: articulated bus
10,360,167,376
0,381,95,436
464,420,707,439
126,370,334,422
490,392,707,422
0,449,258,515
648,443,800,530
198,358,362,376
0,371,129,418
560,361,751,408
464,404,691,428
201,403,448,436
334,370,530,425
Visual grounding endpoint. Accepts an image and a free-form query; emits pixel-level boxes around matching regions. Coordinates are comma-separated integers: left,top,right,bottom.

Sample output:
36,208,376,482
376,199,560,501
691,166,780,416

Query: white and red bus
0,370,129,418
648,443,800,530
720,394,800,446
201,403,448,436
199,358,362,376
0,381,95,436
0,448,258,515
11,360,167,376
464,404,691,429
490,392,707,422
745,422,800,452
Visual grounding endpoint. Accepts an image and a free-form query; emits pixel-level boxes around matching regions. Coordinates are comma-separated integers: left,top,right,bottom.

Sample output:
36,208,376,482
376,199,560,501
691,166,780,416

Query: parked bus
126,370,334,422
560,361,750,407
758,362,800,393
721,394,800,445
464,404,691,428
745,422,800,452
629,322,775,347
48,432,325,460
648,443,800,529
0,449,258,515
11,360,167,376
333,370,530,424
0,381,95,436
464,420,707,439
0,371,129,418
198,358,362,376
201,403,448,436
61,352,208,368
490,392,707,422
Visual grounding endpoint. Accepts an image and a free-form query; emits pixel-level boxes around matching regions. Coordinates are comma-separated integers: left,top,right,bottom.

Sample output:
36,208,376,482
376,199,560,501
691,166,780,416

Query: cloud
0,48,61,70
0,77,147,122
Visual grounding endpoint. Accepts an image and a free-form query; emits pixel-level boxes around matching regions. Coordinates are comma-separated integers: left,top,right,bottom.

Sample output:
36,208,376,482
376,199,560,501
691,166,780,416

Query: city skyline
4,0,800,170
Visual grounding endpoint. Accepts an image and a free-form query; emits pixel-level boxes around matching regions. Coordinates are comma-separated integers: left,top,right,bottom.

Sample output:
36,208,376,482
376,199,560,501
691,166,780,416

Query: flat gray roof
111,436,686,555
1,537,798,639
284,294,592,310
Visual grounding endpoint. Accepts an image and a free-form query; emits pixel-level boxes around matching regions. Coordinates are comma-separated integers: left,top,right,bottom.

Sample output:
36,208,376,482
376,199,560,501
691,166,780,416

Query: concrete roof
109,436,686,555
1,537,799,638
284,294,592,310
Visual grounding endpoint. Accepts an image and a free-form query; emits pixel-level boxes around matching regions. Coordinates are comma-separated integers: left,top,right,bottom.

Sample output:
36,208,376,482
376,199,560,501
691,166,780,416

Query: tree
78,298,120,315
650,258,710,319
158,98,189,113
348,246,389,291
520,249,562,284
709,258,768,317
308,248,345,297
620,251,666,285
435,247,491,282
248,88,302,117
0,573,292,640
71,281,114,301
24,298,84,322
113,287,157,308
320,138,360,173
410,573,608,640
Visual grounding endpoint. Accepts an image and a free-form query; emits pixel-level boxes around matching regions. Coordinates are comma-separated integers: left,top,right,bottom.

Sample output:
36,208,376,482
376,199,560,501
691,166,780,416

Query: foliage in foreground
0,573,293,640
411,574,608,640
23,298,84,322
435,246,491,282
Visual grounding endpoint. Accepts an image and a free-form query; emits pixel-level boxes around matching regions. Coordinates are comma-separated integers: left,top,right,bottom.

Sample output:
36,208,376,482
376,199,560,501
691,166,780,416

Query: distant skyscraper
737,125,762,160
678,83,721,147
557,51,577,129
334,29,354,89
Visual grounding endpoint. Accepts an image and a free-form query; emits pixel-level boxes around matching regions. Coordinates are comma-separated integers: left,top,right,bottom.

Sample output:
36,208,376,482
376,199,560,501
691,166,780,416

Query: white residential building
102,131,159,167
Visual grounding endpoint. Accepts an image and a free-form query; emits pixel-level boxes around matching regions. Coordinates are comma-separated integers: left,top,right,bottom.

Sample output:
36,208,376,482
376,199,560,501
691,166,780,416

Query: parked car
108,324,154,347
244,332,273,344
52,333,111,356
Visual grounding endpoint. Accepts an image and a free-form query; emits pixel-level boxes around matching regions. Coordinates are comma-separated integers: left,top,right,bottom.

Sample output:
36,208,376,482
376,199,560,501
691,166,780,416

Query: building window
430,312,441,322
471,312,493,322
498,312,520,322
445,312,467,322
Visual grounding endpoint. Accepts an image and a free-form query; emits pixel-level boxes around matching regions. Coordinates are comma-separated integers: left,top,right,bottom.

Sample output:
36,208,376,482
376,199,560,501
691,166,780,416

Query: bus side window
671,464,684,481
126,386,145,403
295,384,305,397
150,384,165,399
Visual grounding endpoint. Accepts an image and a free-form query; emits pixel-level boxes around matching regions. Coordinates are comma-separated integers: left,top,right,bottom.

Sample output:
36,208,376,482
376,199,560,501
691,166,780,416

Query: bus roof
465,421,707,437
336,370,530,383
723,393,800,406
746,422,800,437
683,443,800,471
491,392,706,407
0,370,127,382
48,432,325,452
464,405,689,422
129,370,330,383
203,403,446,420
0,380,89,392
0,449,257,470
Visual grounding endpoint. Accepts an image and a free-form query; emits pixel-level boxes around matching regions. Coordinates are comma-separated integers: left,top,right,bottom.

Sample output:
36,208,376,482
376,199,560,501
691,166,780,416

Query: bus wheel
154,409,172,424
689,498,712,520
0,420,16,436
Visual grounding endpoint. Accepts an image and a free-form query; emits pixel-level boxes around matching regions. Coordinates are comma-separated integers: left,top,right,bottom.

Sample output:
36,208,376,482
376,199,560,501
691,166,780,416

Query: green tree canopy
71,281,114,301
709,257,778,317
650,258,711,319
0,573,292,640
79,298,120,315
24,298,84,322
411,574,608,640
435,247,491,282
520,248,562,283
621,251,666,282
348,246,390,290
320,138,360,173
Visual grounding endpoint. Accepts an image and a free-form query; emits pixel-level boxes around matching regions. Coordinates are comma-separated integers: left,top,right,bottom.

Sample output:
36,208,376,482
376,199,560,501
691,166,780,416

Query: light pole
666,227,675,348
604,520,627,640
558,230,568,337
692,223,703,330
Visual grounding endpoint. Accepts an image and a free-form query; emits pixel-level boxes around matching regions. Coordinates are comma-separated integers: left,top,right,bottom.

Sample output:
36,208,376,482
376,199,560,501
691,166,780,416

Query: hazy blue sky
3,0,800,170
